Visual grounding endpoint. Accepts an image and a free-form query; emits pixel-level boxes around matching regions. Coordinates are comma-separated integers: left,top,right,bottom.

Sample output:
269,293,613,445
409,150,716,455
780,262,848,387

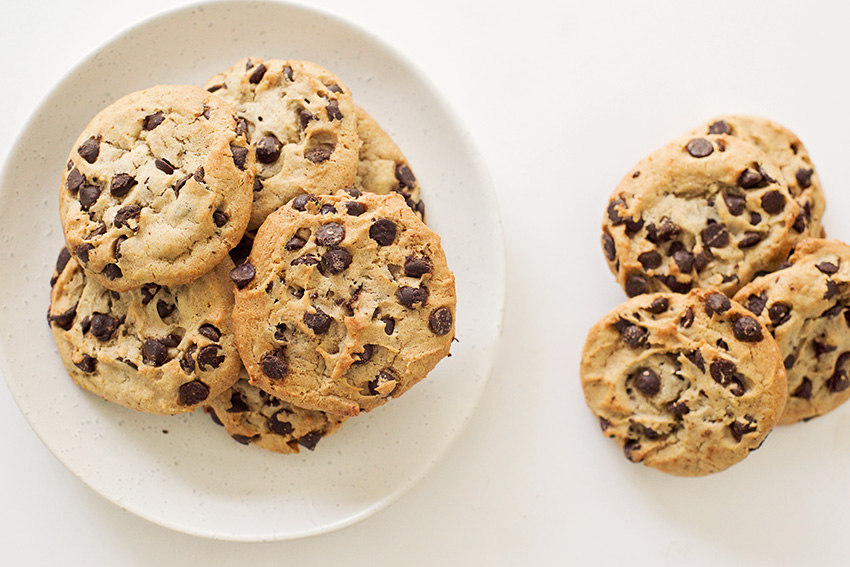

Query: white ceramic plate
0,0,504,541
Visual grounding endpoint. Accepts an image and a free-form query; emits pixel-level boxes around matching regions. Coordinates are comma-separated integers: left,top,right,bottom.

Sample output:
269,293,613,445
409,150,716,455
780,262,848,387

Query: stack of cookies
48,58,457,455
581,115,849,476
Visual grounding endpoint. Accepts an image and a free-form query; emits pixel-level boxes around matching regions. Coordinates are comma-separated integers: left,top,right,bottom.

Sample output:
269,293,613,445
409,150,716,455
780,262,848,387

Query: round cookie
59,84,254,292
685,115,825,238
204,58,361,230
580,288,787,476
48,248,242,414
205,370,347,454
231,190,456,416
602,134,803,298
734,238,850,424
354,106,425,220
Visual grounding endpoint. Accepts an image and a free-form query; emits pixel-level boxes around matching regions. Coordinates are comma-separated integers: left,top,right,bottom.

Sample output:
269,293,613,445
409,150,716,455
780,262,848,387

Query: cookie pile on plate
47,57,457,455
582,115,849,476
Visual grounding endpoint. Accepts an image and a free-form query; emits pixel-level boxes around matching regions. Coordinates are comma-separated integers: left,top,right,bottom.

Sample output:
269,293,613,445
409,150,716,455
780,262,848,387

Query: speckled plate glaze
0,0,504,541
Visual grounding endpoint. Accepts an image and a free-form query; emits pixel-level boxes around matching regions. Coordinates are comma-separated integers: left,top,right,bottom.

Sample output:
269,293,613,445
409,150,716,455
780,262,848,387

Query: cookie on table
580,288,787,476
48,248,241,414
59,84,254,292
205,370,347,454
684,115,824,237
734,238,850,425
602,134,803,298
231,190,456,416
354,106,425,220
204,58,361,230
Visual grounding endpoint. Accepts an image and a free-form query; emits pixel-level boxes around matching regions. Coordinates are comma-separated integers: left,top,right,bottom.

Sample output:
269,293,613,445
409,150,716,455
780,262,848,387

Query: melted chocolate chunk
298,431,323,451
304,309,332,334
113,204,141,229
784,354,796,370
78,184,101,211
346,201,366,216
66,168,85,192
261,348,288,379
369,218,397,246
638,250,662,270
197,345,224,369
74,354,97,373
367,370,398,397
269,411,294,436
680,308,695,328
326,100,343,120
229,262,256,288
110,173,137,197
744,293,767,316
180,345,196,374
730,416,757,442
77,136,100,163
213,210,228,228
102,263,123,280
75,243,93,264
382,317,395,335
285,235,306,251
156,300,176,319
723,193,746,216
646,219,680,244
817,261,839,275
395,163,417,188
672,249,695,273
50,306,77,330
199,324,221,342
607,198,626,225
179,380,210,405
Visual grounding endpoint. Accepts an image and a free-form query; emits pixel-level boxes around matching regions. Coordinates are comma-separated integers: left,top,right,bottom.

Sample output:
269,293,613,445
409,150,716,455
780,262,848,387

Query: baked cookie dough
685,115,824,237
734,238,850,424
231,190,456,416
59,84,254,292
48,248,241,414
204,58,361,229
602,134,802,298
580,288,787,476
205,370,347,454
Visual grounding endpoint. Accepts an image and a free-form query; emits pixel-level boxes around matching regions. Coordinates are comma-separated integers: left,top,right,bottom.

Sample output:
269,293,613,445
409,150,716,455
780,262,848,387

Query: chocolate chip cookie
734,238,850,424
48,248,241,414
354,106,425,220
602,134,802,298
204,58,361,230
685,115,824,237
580,288,787,476
59,84,254,292
231,190,456,416
205,370,347,454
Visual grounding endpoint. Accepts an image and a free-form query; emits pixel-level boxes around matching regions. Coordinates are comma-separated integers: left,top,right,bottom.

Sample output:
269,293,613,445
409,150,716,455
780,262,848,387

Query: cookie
59,84,254,292
602,134,803,298
204,58,361,230
354,106,425,220
734,238,850,424
580,288,787,476
48,248,241,414
685,115,824,237
205,370,347,454
231,190,456,416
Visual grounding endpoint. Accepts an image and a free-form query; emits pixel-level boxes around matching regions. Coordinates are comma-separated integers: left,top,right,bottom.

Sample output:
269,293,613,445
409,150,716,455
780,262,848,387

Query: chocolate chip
230,144,248,169
305,144,333,163
708,120,731,135
318,204,336,216
299,109,314,130
761,190,786,214
109,173,137,198
343,200,365,216
282,64,294,81
813,341,837,357
207,84,224,93
686,138,713,158
672,250,695,273
352,344,375,365
623,216,644,235
796,168,814,189
646,219,680,244
100,263,122,281
792,212,807,233
638,250,662,270
229,262,255,288
285,235,307,251
395,163,417,188
268,411,294,436
602,232,616,262
140,283,160,305
180,346,196,374
369,218,397,245
825,280,838,300
733,316,763,342
320,247,352,275
647,297,670,314
817,261,839,275
197,344,224,369
74,354,97,373
633,368,660,397
78,184,101,211
368,370,398,397
396,285,429,308
66,168,85,192
738,168,764,189
316,222,345,247
77,136,100,163
623,439,642,462
716,338,729,351
607,198,626,225
171,175,190,197
156,300,175,319
382,317,395,335
429,307,453,335
738,232,763,249
50,306,77,330
296,431,322,451
75,243,93,264
730,417,757,442
829,371,850,393
179,380,210,405
292,254,319,267
253,178,263,192
620,323,648,349
89,313,118,341
685,349,705,372
113,204,141,229
750,212,762,225
710,358,737,384
304,309,332,334
213,210,228,228
290,194,316,211
701,222,728,248
744,293,767,316
256,134,282,163
142,339,168,366
55,247,72,276
142,111,165,130
404,256,433,278
326,100,343,120
792,378,812,399
232,434,258,445
154,158,175,175
705,293,731,317
768,303,791,327
723,193,746,216
667,400,690,418
248,63,267,83
624,274,649,297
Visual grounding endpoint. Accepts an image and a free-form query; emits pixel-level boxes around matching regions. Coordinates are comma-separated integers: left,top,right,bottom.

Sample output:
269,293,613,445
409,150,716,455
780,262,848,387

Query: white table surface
3,0,850,564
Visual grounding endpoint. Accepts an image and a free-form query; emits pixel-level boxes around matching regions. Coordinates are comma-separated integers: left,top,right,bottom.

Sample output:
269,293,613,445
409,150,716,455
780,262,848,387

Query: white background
2,0,850,565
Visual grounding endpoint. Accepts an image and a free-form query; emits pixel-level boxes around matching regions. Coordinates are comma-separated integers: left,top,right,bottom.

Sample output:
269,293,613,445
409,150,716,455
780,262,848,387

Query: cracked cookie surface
231,191,456,416
580,288,786,476
734,238,850,424
204,58,360,230
59,84,254,292
205,370,347,454
48,248,241,414
602,134,802,298
684,114,825,238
